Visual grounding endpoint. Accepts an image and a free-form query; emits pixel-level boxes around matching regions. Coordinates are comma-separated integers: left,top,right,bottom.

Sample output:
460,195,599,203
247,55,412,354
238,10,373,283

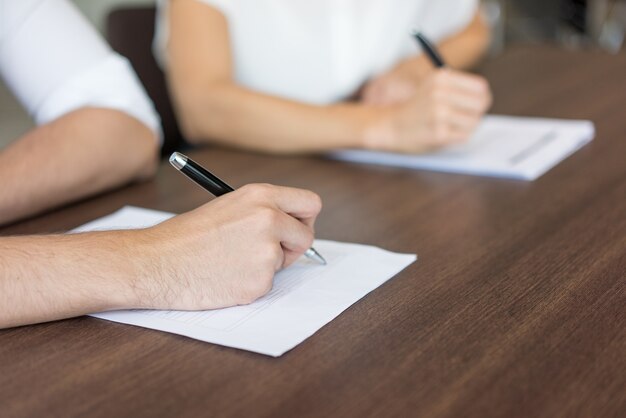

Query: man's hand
130,183,322,310
0,183,321,329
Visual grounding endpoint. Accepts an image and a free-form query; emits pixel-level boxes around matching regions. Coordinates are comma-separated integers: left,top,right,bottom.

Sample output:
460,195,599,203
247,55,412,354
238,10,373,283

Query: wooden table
1,46,625,418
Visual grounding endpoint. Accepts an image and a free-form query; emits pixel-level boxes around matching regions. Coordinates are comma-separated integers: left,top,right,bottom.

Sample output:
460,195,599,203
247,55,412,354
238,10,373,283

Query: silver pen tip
169,152,188,170
305,248,327,265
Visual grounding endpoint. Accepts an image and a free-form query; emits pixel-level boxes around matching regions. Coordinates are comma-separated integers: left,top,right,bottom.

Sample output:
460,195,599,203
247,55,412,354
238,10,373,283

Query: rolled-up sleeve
0,0,162,143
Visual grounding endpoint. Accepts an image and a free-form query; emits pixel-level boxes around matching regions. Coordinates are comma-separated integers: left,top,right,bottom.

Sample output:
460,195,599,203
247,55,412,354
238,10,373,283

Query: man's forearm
0,230,144,328
0,183,324,329
0,108,158,225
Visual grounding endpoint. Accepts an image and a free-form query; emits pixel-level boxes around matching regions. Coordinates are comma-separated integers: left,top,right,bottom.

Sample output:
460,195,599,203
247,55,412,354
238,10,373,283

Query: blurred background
1,0,625,148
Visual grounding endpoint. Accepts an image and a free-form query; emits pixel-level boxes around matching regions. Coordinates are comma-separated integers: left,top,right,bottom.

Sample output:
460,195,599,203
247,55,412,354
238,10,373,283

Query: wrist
360,106,398,151
92,228,164,311
115,227,172,310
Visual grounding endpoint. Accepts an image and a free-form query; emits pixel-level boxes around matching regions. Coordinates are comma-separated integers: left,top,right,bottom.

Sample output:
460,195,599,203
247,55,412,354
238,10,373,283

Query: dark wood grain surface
1,46,625,418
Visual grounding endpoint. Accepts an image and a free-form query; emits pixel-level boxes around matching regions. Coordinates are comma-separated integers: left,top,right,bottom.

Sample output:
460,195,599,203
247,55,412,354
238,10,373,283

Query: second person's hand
362,68,492,153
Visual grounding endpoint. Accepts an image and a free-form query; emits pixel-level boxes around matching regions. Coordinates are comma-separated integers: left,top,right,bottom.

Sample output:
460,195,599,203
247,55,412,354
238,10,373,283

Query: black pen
412,30,446,68
169,152,327,265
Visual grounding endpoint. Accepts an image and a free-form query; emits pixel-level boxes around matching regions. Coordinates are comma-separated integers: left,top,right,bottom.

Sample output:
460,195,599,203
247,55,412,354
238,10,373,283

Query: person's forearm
175,82,378,154
0,183,323,329
167,0,380,154
0,230,145,328
438,11,491,70
0,108,158,225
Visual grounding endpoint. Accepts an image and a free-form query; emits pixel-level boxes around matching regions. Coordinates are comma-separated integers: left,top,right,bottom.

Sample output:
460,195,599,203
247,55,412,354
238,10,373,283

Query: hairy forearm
174,82,378,154
0,230,147,328
0,108,158,225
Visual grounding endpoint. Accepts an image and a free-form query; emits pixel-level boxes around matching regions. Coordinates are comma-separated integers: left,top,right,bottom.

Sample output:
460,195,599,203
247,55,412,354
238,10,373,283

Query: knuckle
239,183,257,195
266,244,283,263
257,243,283,268
255,207,281,228
256,183,274,194
238,184,259,201
241,183,273,200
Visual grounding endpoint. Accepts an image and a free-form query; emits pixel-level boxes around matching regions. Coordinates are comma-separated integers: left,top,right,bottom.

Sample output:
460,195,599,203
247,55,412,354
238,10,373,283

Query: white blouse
155,0,478,105
0,0,161,140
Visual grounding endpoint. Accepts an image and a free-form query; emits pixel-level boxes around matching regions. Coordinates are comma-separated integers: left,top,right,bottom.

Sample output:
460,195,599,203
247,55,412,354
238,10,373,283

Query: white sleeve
0,0,162,143
419,0,480,43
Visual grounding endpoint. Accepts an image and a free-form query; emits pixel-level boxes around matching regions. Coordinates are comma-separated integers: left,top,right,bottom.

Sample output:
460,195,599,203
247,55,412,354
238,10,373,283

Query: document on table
73,206,417,357
330,115,595,181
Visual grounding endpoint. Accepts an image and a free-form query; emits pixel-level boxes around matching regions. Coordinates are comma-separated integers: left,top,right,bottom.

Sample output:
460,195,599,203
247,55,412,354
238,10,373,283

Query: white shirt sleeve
418,0,479,43
0,0,162,143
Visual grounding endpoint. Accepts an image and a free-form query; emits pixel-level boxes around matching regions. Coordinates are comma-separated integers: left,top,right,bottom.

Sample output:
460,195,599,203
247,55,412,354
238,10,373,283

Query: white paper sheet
74,207,417,357
330,115,595,180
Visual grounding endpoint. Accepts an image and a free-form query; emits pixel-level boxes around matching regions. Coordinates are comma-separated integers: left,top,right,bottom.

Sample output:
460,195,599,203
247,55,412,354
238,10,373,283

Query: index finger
242,183,323,228
271,185,322,228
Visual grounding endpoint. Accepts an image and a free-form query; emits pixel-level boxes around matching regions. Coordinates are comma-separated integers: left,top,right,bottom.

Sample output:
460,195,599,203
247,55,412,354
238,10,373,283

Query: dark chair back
106,7,185,156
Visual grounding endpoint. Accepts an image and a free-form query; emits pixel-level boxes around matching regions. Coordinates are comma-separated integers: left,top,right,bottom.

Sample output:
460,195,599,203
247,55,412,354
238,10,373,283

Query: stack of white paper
331,115,595,180
74,207,417,357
